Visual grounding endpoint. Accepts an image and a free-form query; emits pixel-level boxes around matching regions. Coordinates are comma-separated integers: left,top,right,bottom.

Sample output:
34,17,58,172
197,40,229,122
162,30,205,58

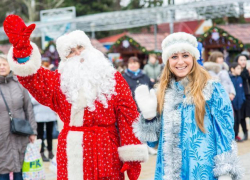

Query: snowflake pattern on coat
144,80,243,180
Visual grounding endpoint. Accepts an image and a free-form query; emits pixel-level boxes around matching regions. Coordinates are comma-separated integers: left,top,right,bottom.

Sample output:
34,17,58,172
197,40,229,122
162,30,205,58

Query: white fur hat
56,30,92,62
161,32,200,64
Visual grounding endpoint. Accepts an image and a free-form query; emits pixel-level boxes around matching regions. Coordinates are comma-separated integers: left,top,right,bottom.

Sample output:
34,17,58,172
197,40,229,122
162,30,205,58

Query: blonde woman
133,32,242,180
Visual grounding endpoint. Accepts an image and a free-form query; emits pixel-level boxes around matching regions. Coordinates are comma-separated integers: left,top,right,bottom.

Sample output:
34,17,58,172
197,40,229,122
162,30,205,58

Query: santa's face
66,45,85,58
59,47,116,111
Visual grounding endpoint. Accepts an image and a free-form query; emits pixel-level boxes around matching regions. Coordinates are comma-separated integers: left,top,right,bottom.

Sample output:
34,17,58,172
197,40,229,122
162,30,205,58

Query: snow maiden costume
133,32,243,180
3,15,148,180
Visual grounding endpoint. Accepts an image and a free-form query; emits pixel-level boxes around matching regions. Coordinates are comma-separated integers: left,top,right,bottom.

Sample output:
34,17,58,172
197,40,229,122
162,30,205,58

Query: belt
64,125,115,179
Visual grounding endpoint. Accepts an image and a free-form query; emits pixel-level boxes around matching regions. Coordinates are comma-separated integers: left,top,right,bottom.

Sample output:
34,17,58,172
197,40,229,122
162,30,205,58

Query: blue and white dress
133,78,243,180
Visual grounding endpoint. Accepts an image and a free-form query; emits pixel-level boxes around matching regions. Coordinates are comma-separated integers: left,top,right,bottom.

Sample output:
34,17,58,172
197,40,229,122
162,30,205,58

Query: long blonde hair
157,58,211,132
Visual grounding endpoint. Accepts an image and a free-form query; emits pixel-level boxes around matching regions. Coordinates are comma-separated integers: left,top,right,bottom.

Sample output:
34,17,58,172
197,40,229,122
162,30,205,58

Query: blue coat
230,75,245,110
133,79,243,180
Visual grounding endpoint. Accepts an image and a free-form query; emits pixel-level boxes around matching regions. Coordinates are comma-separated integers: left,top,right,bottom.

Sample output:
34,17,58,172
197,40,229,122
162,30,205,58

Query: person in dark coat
123,56,153,98
123,56,157,155
230,62,245,142
234,54,249,140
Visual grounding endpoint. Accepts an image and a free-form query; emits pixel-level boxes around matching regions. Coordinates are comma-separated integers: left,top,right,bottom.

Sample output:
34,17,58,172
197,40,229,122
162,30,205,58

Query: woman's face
128,61,140,72
238,56,247,68
0,59,10,76
66,45,85,58
168,52,194,81
216,57,224,64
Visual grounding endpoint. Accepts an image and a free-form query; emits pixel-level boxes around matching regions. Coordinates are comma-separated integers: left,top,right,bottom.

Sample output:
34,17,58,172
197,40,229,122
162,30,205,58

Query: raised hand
135,85,157,119
3,14,36,58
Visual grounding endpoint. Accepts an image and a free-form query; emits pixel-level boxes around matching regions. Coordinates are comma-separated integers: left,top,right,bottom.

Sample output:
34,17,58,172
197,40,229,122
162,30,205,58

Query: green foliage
62,0,116,16
123,0,163,10
212,16,246,25
123,0,144,10
0,0,66,23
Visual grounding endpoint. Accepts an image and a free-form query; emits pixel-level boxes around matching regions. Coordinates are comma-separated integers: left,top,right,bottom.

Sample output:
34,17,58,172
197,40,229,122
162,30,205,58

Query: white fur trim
161,32,200,64
67,131,84,180
7,42,41,76
56,30,92,62
70,107,84,127
69,88,87,126
204,62,221,74
118,144,148,162
162,43,200,64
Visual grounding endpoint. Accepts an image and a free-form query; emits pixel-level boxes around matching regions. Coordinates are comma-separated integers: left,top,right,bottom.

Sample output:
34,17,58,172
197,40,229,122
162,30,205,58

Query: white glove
218,175,232,180
135,85,157,119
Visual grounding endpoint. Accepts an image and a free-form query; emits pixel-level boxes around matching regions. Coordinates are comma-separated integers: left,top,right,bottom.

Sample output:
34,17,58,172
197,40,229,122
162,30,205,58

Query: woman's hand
29,135,36,143
229,93,235,101
135,85,157,119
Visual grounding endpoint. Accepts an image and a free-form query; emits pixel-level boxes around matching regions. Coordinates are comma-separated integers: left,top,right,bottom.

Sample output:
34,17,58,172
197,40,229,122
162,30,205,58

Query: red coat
16,64,147,179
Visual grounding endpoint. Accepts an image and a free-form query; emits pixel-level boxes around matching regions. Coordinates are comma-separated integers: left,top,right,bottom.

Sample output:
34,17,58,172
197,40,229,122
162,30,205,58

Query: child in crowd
230,62,246,142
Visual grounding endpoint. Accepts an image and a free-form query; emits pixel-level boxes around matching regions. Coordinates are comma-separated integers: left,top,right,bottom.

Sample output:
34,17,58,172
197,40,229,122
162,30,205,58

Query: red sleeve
115,72,148,162
18,67,61,112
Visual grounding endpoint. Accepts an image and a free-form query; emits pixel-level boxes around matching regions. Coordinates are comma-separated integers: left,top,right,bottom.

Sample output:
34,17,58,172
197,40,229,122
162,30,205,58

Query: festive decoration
211,31,220,41
122,40,130,48
109,35,162,56
198,26,244,49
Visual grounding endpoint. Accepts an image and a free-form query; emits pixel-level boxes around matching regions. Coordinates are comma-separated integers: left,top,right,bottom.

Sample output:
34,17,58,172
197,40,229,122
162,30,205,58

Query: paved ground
44,124,250,180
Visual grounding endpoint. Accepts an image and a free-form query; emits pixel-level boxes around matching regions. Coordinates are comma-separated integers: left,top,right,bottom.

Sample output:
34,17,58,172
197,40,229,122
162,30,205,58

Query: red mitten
121,162,141,180
3,14,36,58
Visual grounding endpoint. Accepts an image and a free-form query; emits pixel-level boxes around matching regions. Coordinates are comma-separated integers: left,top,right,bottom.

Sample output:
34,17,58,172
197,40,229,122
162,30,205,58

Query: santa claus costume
3,15,148,180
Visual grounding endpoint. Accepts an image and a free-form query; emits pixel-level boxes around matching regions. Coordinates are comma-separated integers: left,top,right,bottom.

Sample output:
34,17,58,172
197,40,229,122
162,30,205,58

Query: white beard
58,47,116,112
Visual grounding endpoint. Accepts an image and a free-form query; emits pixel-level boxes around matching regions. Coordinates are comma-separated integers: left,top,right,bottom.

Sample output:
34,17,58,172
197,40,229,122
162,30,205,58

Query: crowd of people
119,50,250,144
0,14,248,180
204,52,249,142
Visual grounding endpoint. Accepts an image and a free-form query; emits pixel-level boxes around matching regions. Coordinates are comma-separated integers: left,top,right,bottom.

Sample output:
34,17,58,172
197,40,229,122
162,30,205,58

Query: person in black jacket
230,62,246,142
123,56,156,155
235,54,249,140
123,56,153,98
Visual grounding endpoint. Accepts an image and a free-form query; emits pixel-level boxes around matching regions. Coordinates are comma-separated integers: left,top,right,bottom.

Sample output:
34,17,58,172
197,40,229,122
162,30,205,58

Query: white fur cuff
7,42,41,77
118,144,148,162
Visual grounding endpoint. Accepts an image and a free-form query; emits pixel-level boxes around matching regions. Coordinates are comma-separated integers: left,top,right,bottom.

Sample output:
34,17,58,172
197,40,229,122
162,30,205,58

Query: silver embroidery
162,80,184,180
183,80,217,106
213,141,244,180
133,115,161,143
